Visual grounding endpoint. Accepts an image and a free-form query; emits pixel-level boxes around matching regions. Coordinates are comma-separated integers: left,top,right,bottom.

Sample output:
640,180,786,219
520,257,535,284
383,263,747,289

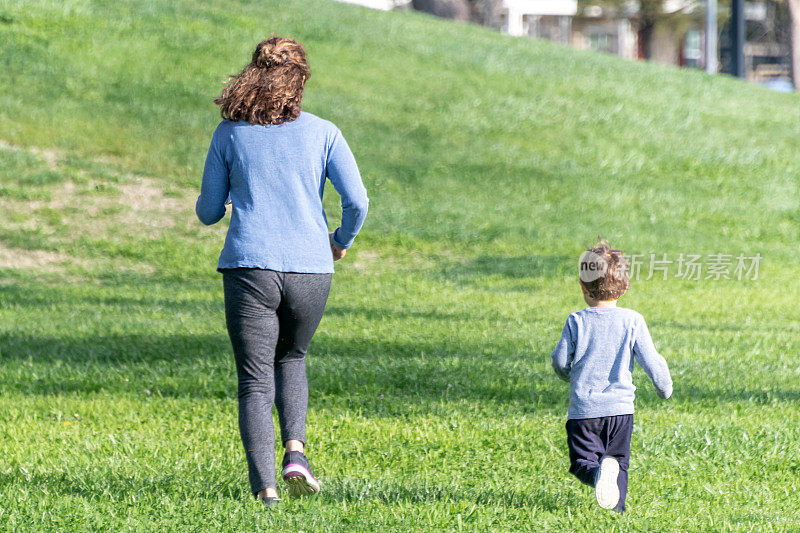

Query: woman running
196,36,369,509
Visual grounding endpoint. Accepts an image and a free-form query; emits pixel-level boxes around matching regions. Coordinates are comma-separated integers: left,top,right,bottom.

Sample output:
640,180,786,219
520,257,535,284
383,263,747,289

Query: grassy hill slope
1,0,799,530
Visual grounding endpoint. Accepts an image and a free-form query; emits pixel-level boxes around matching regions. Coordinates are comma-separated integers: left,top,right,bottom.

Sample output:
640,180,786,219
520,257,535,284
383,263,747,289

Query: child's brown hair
579,238,630,300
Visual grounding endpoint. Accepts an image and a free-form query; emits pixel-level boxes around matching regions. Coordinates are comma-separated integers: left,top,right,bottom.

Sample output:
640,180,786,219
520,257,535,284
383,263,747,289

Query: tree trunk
411,0,471,21
468,0,502,28
639,20,656,59
790,0,800,90
638,0,661,60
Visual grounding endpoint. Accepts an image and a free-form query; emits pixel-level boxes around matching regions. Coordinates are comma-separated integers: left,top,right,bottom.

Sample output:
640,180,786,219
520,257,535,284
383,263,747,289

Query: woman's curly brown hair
214,37,310,126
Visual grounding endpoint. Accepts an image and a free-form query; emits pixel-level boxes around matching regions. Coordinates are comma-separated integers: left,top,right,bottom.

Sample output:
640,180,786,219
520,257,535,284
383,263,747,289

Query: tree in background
470,0,504,27
411,0,797,86
584,0,693,60
411,0,504,26
410,0,669,52
411,0,471,21
637,0,663,59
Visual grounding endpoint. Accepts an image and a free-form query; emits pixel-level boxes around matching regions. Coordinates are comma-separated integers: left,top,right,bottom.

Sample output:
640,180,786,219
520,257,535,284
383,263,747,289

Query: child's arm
633,317,673,399
550,318,575,382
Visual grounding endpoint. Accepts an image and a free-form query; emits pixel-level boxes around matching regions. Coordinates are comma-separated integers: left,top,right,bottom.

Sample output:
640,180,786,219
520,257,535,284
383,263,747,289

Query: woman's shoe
261,496,281,509
281,450,320,497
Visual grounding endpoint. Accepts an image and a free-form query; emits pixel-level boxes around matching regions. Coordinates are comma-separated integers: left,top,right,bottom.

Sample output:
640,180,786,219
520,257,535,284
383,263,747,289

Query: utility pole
790,0,800,90
706,0,718,73
730,0,746,77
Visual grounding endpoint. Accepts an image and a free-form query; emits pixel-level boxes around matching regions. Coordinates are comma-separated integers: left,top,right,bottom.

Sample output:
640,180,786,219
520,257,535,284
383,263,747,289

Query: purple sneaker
281,450,320,497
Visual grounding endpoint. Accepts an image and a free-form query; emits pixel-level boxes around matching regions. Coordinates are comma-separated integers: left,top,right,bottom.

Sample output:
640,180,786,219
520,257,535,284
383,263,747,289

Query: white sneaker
595,457,620,510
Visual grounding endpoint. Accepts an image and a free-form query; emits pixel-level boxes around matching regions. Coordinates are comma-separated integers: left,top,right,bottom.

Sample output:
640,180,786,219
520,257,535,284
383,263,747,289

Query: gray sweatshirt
551,306,673,420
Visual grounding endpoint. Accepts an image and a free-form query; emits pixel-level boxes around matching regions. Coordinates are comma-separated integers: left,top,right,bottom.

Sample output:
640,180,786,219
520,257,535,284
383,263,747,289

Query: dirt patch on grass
0,140,60,169
351,250,380,270
118,177,192,229
0,239,156,284
0,142,201,275
9,176,192,236
0,243,72,271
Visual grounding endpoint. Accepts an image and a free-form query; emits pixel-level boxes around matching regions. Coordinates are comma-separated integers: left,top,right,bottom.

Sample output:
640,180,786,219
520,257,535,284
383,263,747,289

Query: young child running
551,239,673,512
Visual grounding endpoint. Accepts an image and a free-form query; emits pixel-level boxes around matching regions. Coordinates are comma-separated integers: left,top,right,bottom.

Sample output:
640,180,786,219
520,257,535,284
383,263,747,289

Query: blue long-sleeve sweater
196,112,369,273
551,306,673,420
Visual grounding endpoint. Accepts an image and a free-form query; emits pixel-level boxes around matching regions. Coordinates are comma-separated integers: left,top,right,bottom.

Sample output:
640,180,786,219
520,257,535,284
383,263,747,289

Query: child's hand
329,232,346,261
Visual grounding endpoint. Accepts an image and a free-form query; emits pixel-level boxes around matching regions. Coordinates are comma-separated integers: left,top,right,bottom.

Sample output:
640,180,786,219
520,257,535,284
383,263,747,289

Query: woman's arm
326,129,369,249
196,127,230,226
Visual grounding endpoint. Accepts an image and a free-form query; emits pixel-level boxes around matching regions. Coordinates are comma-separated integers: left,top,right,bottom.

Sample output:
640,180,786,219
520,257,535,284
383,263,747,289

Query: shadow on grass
0,329,565,412
436,253,574,289
0,278,221,313
320,477,574,512
6,275,793,415
324,304,480,322
1,275,569,412
672,383,800,405
657,319,800,336
0,470,573,513
0,470,247,502
11,326,798,414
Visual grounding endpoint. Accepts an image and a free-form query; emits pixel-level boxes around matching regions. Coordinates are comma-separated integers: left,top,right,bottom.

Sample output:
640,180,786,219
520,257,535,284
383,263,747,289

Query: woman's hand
329,232,346,261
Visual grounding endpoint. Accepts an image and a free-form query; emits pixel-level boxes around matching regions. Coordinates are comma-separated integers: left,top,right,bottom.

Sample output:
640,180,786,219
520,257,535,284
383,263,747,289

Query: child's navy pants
566,414,633,512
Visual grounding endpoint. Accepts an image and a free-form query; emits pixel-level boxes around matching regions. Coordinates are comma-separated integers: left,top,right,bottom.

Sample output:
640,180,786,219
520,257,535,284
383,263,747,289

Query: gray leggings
222,268,331,494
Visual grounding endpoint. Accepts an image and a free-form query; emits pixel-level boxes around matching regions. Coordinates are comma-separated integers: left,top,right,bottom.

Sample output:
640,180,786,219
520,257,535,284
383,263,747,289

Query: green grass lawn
2,0,800,530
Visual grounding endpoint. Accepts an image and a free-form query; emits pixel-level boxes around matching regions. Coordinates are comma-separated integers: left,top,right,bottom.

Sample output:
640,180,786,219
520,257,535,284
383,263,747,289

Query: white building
335,0,407,10
502,0,578,41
